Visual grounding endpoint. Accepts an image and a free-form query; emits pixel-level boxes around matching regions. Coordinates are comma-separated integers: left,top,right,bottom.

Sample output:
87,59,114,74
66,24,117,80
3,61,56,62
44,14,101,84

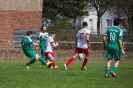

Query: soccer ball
78,53,84,60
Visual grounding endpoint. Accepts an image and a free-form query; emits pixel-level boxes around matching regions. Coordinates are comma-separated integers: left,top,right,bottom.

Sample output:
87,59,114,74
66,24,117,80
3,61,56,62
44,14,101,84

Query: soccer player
103,18,125,78
21,31,51,69
45,31,59,69
63,21,90,70
36,25,49,65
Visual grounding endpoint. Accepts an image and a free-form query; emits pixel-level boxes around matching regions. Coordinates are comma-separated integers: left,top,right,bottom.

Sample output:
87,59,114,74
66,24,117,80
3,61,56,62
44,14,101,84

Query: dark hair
114,18,121,26
27,31,33,36
40,25,46,30
50,31,56,35
82,21,88,27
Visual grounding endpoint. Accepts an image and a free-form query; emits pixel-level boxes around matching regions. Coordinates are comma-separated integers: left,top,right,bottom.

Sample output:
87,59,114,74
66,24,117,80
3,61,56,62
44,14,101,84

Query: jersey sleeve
49,37,55,45
37,32,42,40
119,29,123,40
28,37,33,44
86,30,90,36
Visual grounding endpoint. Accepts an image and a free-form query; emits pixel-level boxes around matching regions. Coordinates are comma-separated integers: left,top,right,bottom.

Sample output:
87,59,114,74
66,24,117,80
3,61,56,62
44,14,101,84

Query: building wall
0,0,42,49
101,12,113,34
82,10,98,34
0,0,42,11
81,9,114,34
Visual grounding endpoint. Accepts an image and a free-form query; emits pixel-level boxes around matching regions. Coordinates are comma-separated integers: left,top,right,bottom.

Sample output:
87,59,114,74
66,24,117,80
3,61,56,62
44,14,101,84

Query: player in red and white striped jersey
63,22,90,70
45,31,59,69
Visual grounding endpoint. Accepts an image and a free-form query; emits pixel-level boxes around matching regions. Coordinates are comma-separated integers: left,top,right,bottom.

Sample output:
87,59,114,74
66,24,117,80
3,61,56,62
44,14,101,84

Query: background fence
0,41,133,61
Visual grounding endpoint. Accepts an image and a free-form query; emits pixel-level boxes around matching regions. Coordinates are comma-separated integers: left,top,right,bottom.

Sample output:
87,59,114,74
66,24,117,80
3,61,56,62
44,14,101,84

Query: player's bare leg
63,53,78,70
25,54,42,69
81,53,89,70
24,54,39,69
105,59,112,78
35,54,52,66
47,54,57,69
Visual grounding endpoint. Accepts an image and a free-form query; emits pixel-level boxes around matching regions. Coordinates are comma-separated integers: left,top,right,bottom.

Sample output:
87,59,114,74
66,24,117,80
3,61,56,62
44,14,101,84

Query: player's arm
76,37,78,46
76,32,79,46
103,35,107,50
42,33,49,40
41,36,46,40
118,40,125,55
52,42,59,47
30,39,38,47
33,42,39,47
118,30,125,55
86,36,90,48
86,30,90,48
36,33,41,49
35,39,39,49
103,29,107,50
50,37,59,47
36,39,40,44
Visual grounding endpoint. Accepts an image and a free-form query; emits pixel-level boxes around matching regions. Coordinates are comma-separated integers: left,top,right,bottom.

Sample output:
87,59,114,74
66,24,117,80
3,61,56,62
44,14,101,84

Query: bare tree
107,0,127,19
88,0,111,41
122,0,133,31
107,0,133,31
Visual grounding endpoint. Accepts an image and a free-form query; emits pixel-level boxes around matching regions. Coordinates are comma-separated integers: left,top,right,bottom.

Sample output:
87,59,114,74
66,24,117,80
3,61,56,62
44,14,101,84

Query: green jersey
21,36,33,50
37,32,49,47
104,26,123,44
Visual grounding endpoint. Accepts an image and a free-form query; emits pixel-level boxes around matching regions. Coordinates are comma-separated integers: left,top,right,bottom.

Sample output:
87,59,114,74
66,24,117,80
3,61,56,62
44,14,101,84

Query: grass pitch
0,61,133,88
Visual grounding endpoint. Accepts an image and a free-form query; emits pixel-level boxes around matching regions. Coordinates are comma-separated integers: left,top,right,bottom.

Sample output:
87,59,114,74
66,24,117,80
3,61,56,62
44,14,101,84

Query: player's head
82,21,88,28
27,31,33,37
40,25,47,32
114,18,121,26
50,31,56,38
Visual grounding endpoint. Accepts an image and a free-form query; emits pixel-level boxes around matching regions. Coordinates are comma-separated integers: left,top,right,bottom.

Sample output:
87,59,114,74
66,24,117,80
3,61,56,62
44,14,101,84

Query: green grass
0,61,133,88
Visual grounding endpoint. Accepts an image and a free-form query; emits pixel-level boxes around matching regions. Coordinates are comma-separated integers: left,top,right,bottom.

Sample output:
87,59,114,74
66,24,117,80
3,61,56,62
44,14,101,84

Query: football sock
112,65,118,72
38,56,46,63
82,58,89,68
105,66,110,74
45,57,48,62
42,56,48,65
50,60,56,67
26,59,36,66
66,57,75,67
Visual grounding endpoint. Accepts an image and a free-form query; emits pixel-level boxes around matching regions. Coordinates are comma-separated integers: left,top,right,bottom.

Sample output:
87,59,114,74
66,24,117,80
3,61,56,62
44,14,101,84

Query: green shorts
23,49,36,59
106,44,121,60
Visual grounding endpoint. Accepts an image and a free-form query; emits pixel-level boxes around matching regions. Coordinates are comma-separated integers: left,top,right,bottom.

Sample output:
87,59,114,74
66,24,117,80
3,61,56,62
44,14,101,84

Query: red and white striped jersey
76,28,90,48
45,36,55,52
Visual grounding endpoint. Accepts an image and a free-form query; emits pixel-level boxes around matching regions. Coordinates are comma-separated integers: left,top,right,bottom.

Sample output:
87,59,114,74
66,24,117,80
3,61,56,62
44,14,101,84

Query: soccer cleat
105,74,109,78
110,71,116,78
54,66,58,69
25,64,29,69
47,63,52,68
47,66,53,68
45,60,52,66
81,67,87,70
63,64,67,70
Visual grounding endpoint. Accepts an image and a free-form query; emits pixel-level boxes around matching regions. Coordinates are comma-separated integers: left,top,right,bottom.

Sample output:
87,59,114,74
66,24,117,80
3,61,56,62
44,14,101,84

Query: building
76,9,127,34
0,0,42,49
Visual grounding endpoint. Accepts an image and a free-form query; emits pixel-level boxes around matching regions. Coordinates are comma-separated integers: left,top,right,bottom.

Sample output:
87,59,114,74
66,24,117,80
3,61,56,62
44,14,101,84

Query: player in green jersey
21,31,51,69
103,18,125,78
36,25,49,66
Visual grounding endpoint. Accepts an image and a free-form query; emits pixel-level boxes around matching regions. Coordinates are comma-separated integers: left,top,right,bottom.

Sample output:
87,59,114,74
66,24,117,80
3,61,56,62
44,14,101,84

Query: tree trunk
97,16,101,41
128,16,133,33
